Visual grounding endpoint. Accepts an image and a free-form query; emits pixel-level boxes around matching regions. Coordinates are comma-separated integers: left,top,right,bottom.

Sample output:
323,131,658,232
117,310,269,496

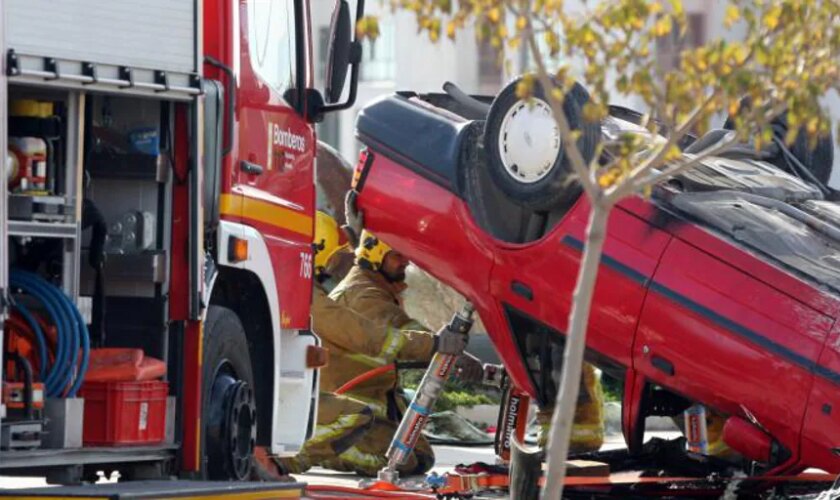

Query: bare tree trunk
542,204,610,499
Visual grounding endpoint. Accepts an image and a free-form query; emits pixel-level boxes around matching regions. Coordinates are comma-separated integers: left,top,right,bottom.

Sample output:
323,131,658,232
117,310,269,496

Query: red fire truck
0,0,363,487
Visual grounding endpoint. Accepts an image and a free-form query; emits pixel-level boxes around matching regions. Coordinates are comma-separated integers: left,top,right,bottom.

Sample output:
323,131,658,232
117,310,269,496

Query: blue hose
9,270,90,397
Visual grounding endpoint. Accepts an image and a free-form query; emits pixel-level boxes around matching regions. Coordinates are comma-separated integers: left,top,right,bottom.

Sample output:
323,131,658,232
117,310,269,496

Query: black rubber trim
357,131,462,197
356,94,469,195
651,355,675,376
511,281,533,301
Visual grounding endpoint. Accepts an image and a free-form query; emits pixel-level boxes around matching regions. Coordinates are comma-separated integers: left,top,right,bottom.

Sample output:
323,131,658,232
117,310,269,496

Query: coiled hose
9,270,90,397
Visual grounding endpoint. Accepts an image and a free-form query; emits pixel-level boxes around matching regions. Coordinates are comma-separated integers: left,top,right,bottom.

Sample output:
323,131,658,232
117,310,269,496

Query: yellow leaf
517,16,527,31
663,145,682,162
488,7,500,23
582,102,603,123
652,16,673,37
763,5,782,30
724,5,740,27
598,170,619,188
516,78,534,99
807,117,819,135
446,21,456,39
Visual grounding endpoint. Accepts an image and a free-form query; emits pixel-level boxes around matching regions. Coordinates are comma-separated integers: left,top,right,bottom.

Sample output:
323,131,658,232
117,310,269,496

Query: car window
248,0,296,95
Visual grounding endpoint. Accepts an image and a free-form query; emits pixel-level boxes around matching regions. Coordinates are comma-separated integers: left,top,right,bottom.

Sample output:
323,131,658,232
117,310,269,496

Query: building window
478,40,503,91
318,26,330,82
656,13,706,72
317,113,340,151
247,0,296,94
361,23,396,81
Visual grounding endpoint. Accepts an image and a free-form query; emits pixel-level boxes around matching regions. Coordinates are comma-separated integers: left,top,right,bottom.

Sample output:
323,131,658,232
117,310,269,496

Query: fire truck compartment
5,0,200,99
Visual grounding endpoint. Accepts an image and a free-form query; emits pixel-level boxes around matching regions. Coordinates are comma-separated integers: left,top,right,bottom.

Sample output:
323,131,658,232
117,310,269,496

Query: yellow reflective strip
346,352,389,368
309,414,364,444
378,327,406,359
338,445,386,470
340,393,387,417
571,426,604,439
402,319,428,331
219,194,313,237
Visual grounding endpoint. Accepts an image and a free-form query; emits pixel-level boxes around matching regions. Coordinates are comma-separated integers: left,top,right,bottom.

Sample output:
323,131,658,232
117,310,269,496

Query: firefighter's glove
342,190,364,248
435,326,468,355
453,352,484,384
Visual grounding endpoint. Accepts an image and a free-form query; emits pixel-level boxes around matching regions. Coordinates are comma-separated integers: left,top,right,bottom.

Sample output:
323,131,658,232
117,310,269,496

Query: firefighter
330,230,427,331
261,211,374,476
324,229,484,476
536,363,606,455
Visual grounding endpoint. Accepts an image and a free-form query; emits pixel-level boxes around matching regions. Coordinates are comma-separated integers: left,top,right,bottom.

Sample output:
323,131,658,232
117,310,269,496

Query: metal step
0,444,176,469
0,479,304,499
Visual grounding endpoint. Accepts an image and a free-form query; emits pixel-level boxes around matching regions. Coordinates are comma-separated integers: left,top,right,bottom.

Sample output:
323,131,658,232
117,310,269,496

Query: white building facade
313,0,838,186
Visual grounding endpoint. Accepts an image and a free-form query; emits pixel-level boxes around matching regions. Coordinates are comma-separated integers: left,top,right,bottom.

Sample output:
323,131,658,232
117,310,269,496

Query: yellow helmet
314,211,347,277
355,230,392,271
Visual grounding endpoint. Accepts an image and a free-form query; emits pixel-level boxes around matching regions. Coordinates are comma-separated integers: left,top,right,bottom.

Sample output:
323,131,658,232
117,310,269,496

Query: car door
489,198,670,403
635,234,832,463
238,0,316,453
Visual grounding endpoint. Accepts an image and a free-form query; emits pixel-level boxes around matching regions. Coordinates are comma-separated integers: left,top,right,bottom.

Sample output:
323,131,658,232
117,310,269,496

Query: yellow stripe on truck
219,194,313,238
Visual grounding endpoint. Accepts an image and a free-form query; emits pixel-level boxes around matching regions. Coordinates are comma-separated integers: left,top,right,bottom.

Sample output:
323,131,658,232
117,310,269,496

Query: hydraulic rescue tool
377,302,476,485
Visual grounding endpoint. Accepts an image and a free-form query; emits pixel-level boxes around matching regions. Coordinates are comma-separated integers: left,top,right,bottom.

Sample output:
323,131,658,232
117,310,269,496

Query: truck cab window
248,0,296,96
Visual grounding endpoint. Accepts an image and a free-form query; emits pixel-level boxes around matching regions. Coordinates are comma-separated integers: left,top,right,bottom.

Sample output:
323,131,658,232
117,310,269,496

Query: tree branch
523,19,600,200
540,206,610,499
642,101,791,186
605,89,719,201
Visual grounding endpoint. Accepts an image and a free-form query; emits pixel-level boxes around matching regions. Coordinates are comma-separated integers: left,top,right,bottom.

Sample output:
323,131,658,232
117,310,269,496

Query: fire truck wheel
202,306,258,481
483,76,600,212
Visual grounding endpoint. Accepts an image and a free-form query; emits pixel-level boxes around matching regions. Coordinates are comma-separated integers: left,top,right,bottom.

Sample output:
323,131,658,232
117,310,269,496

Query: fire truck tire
202,305,258,481
483,76,600,212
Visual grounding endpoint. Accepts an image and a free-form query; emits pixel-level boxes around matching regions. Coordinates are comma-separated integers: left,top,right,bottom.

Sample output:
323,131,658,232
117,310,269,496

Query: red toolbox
80,380,168,445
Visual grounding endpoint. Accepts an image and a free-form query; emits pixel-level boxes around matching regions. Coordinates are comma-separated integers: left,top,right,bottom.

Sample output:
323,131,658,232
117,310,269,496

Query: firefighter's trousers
277,392,374,474
537,362,605,454
317,415,435,477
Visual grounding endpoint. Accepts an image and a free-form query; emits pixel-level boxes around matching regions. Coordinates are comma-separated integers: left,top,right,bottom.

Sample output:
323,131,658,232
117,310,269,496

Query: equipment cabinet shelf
8,220,78,239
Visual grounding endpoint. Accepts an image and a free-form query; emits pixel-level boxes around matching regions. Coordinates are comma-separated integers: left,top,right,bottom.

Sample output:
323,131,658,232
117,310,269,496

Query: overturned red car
349,80,840,476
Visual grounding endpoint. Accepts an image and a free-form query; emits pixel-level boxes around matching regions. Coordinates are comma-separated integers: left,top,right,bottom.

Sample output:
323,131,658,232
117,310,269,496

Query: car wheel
483,77,600,212
724,101,834,185
202,306,257,480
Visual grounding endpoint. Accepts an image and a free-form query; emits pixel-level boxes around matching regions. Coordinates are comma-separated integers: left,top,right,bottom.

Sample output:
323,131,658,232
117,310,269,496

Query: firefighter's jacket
314,277,434,416
330,266,430,332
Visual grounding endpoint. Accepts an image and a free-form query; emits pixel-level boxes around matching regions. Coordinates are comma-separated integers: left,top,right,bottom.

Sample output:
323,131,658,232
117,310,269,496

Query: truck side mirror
325,0,352,103
309,0,364,121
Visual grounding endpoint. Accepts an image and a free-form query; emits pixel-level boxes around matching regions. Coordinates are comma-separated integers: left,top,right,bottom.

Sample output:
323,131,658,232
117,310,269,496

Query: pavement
0,431,677,491
291,431,678,491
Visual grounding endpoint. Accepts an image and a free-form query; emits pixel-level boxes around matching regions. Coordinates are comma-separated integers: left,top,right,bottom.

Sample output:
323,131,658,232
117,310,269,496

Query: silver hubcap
498,98,561,184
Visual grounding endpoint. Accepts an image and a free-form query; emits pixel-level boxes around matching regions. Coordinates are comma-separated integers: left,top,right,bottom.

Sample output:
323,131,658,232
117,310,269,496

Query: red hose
334,363,396,395
305,484,435,499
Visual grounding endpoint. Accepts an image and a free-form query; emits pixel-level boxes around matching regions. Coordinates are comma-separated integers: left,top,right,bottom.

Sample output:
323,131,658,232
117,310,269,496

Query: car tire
724,102,834,185
483,77,600,212
202,305,257,480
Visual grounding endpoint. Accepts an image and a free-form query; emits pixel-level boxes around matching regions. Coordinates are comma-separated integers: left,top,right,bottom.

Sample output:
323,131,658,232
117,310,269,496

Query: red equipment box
80,380,168,445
